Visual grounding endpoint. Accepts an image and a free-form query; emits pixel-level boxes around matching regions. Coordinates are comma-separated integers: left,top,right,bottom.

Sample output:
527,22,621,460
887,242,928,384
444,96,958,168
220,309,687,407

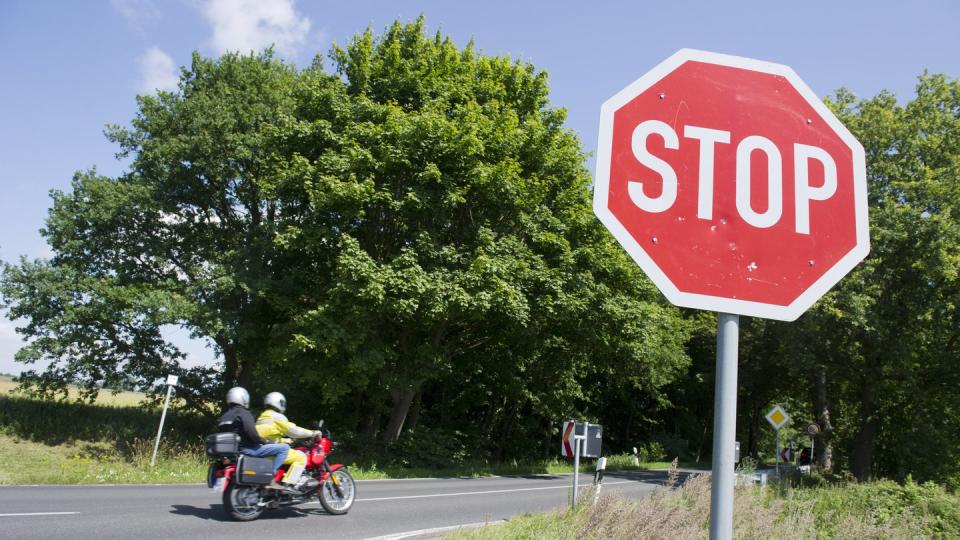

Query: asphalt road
0,471,671,539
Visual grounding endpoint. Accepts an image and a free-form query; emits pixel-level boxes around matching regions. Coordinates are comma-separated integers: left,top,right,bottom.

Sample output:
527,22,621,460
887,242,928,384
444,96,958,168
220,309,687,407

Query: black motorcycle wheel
222,483,265,521
318,469,356,515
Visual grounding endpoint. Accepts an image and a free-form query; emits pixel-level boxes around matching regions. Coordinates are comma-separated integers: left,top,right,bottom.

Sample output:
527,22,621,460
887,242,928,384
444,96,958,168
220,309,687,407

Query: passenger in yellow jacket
256,392,319,486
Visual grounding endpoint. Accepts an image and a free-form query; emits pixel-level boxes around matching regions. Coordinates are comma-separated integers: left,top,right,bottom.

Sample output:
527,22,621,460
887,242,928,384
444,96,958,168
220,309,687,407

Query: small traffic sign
561,420,575,458
780,447,792,463
561,420,603,458
805,422,821,436
765,405,790,430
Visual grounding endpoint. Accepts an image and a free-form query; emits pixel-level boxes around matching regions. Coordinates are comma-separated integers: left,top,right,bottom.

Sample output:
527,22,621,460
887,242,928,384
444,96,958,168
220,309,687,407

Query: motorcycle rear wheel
222,483,265,521
318,469,356,515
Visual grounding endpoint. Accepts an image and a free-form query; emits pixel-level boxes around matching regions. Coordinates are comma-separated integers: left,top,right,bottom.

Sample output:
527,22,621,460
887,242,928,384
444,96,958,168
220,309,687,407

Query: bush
636,441,666,463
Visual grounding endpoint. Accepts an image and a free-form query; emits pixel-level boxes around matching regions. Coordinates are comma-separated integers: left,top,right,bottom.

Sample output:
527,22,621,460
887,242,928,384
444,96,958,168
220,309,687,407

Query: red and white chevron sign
561,420,575,458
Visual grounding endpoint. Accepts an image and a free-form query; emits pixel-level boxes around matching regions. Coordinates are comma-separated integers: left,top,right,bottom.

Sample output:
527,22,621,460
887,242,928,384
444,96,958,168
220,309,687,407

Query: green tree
737,75,960,482
827,75,960,482
2,19,691,453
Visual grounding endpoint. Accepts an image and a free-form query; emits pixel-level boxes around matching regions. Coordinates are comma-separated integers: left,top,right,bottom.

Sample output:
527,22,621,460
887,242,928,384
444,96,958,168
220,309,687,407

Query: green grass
0,391,212,484
0,435,208,484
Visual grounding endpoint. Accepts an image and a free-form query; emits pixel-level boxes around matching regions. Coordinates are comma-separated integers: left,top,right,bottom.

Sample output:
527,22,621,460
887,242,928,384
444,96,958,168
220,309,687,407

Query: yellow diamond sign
765,405,790,430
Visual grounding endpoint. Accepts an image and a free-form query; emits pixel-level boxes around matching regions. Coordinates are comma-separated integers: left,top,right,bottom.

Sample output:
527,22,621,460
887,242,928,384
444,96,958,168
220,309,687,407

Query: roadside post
151,374,178,466
593,456,607,505
765,405,790,476
593,49,869,539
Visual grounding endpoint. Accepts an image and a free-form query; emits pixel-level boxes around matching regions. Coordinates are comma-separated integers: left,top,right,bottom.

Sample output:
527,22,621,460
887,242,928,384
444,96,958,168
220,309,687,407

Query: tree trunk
361,407,381,438
852,380,878,481
382,387,418,444
407,390,422,431
813,364,834,472
748,401,760,459
237,354,254,389
220,339,238,387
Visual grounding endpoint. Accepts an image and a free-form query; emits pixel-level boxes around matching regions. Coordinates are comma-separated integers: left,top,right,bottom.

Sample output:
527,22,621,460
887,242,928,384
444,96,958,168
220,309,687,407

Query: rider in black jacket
217,387,290,489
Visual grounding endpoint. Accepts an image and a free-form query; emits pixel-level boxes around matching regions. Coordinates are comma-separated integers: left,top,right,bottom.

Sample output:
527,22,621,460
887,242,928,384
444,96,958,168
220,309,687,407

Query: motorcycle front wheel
318,469,356,515
222,483,265,521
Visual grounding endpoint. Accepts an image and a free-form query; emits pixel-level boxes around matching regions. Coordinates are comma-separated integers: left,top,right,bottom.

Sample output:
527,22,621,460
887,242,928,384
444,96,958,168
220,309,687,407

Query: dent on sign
628,120,837,234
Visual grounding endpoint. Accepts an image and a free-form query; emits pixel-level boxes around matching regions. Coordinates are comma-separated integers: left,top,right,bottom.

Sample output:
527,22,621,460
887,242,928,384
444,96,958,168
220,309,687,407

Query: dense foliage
0,19,689,457
2,19,958,481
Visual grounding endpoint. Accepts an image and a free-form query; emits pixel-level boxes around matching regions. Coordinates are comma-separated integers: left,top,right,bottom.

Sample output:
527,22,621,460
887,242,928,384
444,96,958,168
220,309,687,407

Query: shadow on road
508,474,565,481
605,469,704,487
170,504,330,521
169,504,233,522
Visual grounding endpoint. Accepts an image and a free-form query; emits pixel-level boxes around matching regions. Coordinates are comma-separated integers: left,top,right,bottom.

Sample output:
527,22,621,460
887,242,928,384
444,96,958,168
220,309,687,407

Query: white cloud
112,0,160,21
111,0,161,33
138,47,180,93
201,0,311,56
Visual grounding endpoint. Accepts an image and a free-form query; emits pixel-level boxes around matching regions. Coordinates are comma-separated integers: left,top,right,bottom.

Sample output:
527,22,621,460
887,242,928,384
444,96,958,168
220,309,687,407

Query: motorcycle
205,420,356,521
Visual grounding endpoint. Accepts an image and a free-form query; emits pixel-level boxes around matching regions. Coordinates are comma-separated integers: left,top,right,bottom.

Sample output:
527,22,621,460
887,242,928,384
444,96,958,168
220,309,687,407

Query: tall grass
451,468,960,539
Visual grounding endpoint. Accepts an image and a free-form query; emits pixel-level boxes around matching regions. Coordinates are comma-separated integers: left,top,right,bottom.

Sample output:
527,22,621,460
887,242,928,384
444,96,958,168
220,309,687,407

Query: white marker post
593,456,608,505
151,374,179,466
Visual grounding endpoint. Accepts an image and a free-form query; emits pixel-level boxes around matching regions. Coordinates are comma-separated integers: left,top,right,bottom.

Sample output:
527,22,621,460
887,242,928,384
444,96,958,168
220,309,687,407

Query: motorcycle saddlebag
235,455,275,486
205,432,240,457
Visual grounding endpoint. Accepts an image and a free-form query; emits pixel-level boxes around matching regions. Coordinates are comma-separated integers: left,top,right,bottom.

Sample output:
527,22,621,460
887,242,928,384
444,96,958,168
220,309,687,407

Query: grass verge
0,389,679,484
449,469,960,539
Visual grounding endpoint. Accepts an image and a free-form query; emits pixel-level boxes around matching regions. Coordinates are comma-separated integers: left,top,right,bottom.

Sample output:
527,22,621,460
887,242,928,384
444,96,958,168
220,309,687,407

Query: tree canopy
1,18,689,451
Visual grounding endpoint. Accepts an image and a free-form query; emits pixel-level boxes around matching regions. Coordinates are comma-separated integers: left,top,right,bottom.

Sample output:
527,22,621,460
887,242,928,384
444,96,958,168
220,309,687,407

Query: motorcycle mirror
308,419,324,430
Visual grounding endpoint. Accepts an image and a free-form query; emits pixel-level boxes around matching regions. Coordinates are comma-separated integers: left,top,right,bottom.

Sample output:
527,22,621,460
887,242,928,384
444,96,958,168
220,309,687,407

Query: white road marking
365,520,505,540
0,512,80,517
356,480,636,502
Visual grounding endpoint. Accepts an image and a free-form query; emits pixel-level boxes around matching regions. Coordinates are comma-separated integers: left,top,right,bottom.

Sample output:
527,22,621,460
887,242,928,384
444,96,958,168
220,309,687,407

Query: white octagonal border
593,49,869,321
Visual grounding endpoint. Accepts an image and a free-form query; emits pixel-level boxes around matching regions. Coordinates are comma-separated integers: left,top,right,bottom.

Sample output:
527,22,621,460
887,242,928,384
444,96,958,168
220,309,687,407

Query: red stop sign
594,50,869,321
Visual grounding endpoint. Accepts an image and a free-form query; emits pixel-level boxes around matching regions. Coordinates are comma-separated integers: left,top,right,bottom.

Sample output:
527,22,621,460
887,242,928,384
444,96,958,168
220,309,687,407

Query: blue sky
1,0,958,375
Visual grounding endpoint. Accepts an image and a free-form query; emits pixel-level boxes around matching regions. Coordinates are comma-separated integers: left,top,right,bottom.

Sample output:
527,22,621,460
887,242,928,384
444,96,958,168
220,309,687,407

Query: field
0,378,210,484
0,375,147,407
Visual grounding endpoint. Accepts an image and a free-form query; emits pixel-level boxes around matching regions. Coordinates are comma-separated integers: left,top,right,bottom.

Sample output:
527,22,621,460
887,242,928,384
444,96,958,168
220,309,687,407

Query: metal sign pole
775,428,780,476
151,374,178,467
572,434,582,507
810,435,815,469
710,313,739,540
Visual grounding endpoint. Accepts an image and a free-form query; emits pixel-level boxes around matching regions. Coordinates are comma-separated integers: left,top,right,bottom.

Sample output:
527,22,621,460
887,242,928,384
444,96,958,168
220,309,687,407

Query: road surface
0,470,675,539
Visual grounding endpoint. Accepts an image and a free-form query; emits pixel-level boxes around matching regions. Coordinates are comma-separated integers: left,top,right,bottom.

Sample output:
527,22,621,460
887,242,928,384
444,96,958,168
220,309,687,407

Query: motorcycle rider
256,391,320,488
218,386,290,491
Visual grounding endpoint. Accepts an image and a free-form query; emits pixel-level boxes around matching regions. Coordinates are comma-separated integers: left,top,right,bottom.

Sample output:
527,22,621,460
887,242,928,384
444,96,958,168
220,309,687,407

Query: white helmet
264,391,287,413
226,386,250,408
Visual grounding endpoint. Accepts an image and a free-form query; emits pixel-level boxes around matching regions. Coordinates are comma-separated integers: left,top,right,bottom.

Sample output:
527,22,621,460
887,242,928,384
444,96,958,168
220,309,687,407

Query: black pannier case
205,432,240,457
235,455,275,486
